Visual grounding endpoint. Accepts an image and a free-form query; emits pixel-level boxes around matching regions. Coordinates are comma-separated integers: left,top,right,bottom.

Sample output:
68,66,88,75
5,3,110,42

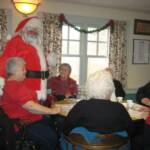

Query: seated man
113,79,126,99
48,63,78,101
106,68,126,99
61,69,135,150
136,81,150,107
0,57,61,150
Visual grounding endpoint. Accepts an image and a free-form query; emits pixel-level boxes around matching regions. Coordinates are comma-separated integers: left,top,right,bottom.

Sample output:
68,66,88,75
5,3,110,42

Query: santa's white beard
24,35,42,46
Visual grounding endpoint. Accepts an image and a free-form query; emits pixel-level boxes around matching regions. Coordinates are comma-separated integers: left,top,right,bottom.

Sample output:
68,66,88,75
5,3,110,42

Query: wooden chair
64,133,128,150
0,108,38,150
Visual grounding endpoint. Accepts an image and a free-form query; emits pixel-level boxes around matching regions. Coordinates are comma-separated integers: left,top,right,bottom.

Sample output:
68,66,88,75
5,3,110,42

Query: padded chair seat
64,133,128,150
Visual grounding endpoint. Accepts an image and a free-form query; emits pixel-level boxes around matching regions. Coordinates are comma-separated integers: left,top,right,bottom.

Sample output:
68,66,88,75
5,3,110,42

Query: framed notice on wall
133,39,150,64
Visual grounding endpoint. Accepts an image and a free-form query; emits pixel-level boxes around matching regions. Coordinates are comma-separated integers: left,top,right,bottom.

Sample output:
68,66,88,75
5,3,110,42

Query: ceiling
48,0,150,13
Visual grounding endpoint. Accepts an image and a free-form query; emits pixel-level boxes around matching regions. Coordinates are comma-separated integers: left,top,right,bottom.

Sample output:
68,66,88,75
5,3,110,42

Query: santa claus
0,17,51,101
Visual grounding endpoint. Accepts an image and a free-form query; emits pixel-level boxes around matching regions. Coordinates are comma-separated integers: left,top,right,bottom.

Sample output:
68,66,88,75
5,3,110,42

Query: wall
1,0,150,92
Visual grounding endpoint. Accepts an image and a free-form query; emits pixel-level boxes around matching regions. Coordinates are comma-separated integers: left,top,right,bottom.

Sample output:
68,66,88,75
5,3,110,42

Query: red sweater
48,76,77,100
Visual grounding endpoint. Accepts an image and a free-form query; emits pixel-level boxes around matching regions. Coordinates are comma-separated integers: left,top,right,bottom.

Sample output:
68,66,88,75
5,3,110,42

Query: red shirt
48,76,77,98
1,80,42,122
146,116,150,125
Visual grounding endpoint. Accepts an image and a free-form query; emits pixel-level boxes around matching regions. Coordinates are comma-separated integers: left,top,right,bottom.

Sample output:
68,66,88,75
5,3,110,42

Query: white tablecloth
121,102,149,120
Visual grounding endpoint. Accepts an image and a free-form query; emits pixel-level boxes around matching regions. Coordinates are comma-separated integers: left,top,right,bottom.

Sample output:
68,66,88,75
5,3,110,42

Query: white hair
86,69,115,100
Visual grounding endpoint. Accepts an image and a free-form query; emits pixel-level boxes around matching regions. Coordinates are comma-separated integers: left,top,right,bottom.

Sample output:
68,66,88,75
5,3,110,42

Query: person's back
63,98,133,136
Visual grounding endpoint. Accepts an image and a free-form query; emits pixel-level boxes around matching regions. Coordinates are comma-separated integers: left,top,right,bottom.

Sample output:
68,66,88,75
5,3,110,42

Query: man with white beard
0,17,50,101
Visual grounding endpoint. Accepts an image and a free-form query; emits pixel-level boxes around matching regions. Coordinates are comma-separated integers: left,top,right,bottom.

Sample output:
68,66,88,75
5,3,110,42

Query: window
61,25,110,86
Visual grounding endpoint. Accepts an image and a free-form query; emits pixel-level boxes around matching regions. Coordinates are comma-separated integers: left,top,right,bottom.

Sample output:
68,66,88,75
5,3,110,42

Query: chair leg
72,144,76,150
66,141,69,150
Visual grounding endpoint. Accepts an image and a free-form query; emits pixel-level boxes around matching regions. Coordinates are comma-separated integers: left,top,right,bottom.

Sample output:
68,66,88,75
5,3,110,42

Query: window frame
61,16,110,86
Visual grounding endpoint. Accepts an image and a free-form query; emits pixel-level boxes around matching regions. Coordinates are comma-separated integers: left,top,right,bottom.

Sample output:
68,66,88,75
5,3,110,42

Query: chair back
0,108,38,150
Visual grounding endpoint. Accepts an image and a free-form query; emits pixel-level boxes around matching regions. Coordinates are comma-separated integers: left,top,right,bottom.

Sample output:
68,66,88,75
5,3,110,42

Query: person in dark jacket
136,81,150,107
62,99,134,136
113,79,126,99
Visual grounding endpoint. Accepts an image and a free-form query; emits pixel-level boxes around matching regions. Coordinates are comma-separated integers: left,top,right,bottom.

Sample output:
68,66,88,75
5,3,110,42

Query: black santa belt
26,70,49,79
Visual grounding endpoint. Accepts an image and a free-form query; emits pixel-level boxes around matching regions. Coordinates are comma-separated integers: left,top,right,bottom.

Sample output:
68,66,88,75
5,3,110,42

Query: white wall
1,0,150,91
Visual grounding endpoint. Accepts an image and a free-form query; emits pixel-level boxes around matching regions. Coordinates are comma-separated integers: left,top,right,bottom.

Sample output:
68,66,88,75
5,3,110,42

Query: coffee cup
127,100,134,109
117,97,123,102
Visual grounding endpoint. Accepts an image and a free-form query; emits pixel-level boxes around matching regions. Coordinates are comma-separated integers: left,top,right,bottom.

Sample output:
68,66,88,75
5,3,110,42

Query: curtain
40,12,62,77
109,20,127,87
0,9,7,55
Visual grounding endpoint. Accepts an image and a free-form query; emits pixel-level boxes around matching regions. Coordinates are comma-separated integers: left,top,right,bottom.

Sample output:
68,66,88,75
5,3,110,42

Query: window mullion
80,29,87,87
67,26,70,54
97,32,99,56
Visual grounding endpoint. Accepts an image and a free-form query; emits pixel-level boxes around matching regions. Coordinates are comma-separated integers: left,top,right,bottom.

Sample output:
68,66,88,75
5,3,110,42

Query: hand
139,106,150,112
50,104,61,114
142,111,149,120
141,98,150,107
65,92,72,98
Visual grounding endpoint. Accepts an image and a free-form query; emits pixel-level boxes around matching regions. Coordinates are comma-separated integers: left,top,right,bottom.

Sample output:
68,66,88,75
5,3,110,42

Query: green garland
59,14,114,33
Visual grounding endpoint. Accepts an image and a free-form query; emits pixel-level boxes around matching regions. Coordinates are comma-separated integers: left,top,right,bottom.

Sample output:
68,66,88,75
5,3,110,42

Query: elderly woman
48,63,78,101
60,69,134,150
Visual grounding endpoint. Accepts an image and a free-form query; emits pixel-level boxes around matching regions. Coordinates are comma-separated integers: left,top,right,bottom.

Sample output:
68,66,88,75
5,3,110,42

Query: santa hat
15,16,42,33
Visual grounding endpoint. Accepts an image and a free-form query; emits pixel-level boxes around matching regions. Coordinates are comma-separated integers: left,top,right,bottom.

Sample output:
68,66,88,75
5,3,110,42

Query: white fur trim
36,90,42,100
40,79,47,101
0,77,5,96
0,77,5,88
31,43,47,101
36,89,47,101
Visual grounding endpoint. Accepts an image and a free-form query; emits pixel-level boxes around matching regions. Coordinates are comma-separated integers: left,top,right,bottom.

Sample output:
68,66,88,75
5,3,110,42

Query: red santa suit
0,17,48,101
